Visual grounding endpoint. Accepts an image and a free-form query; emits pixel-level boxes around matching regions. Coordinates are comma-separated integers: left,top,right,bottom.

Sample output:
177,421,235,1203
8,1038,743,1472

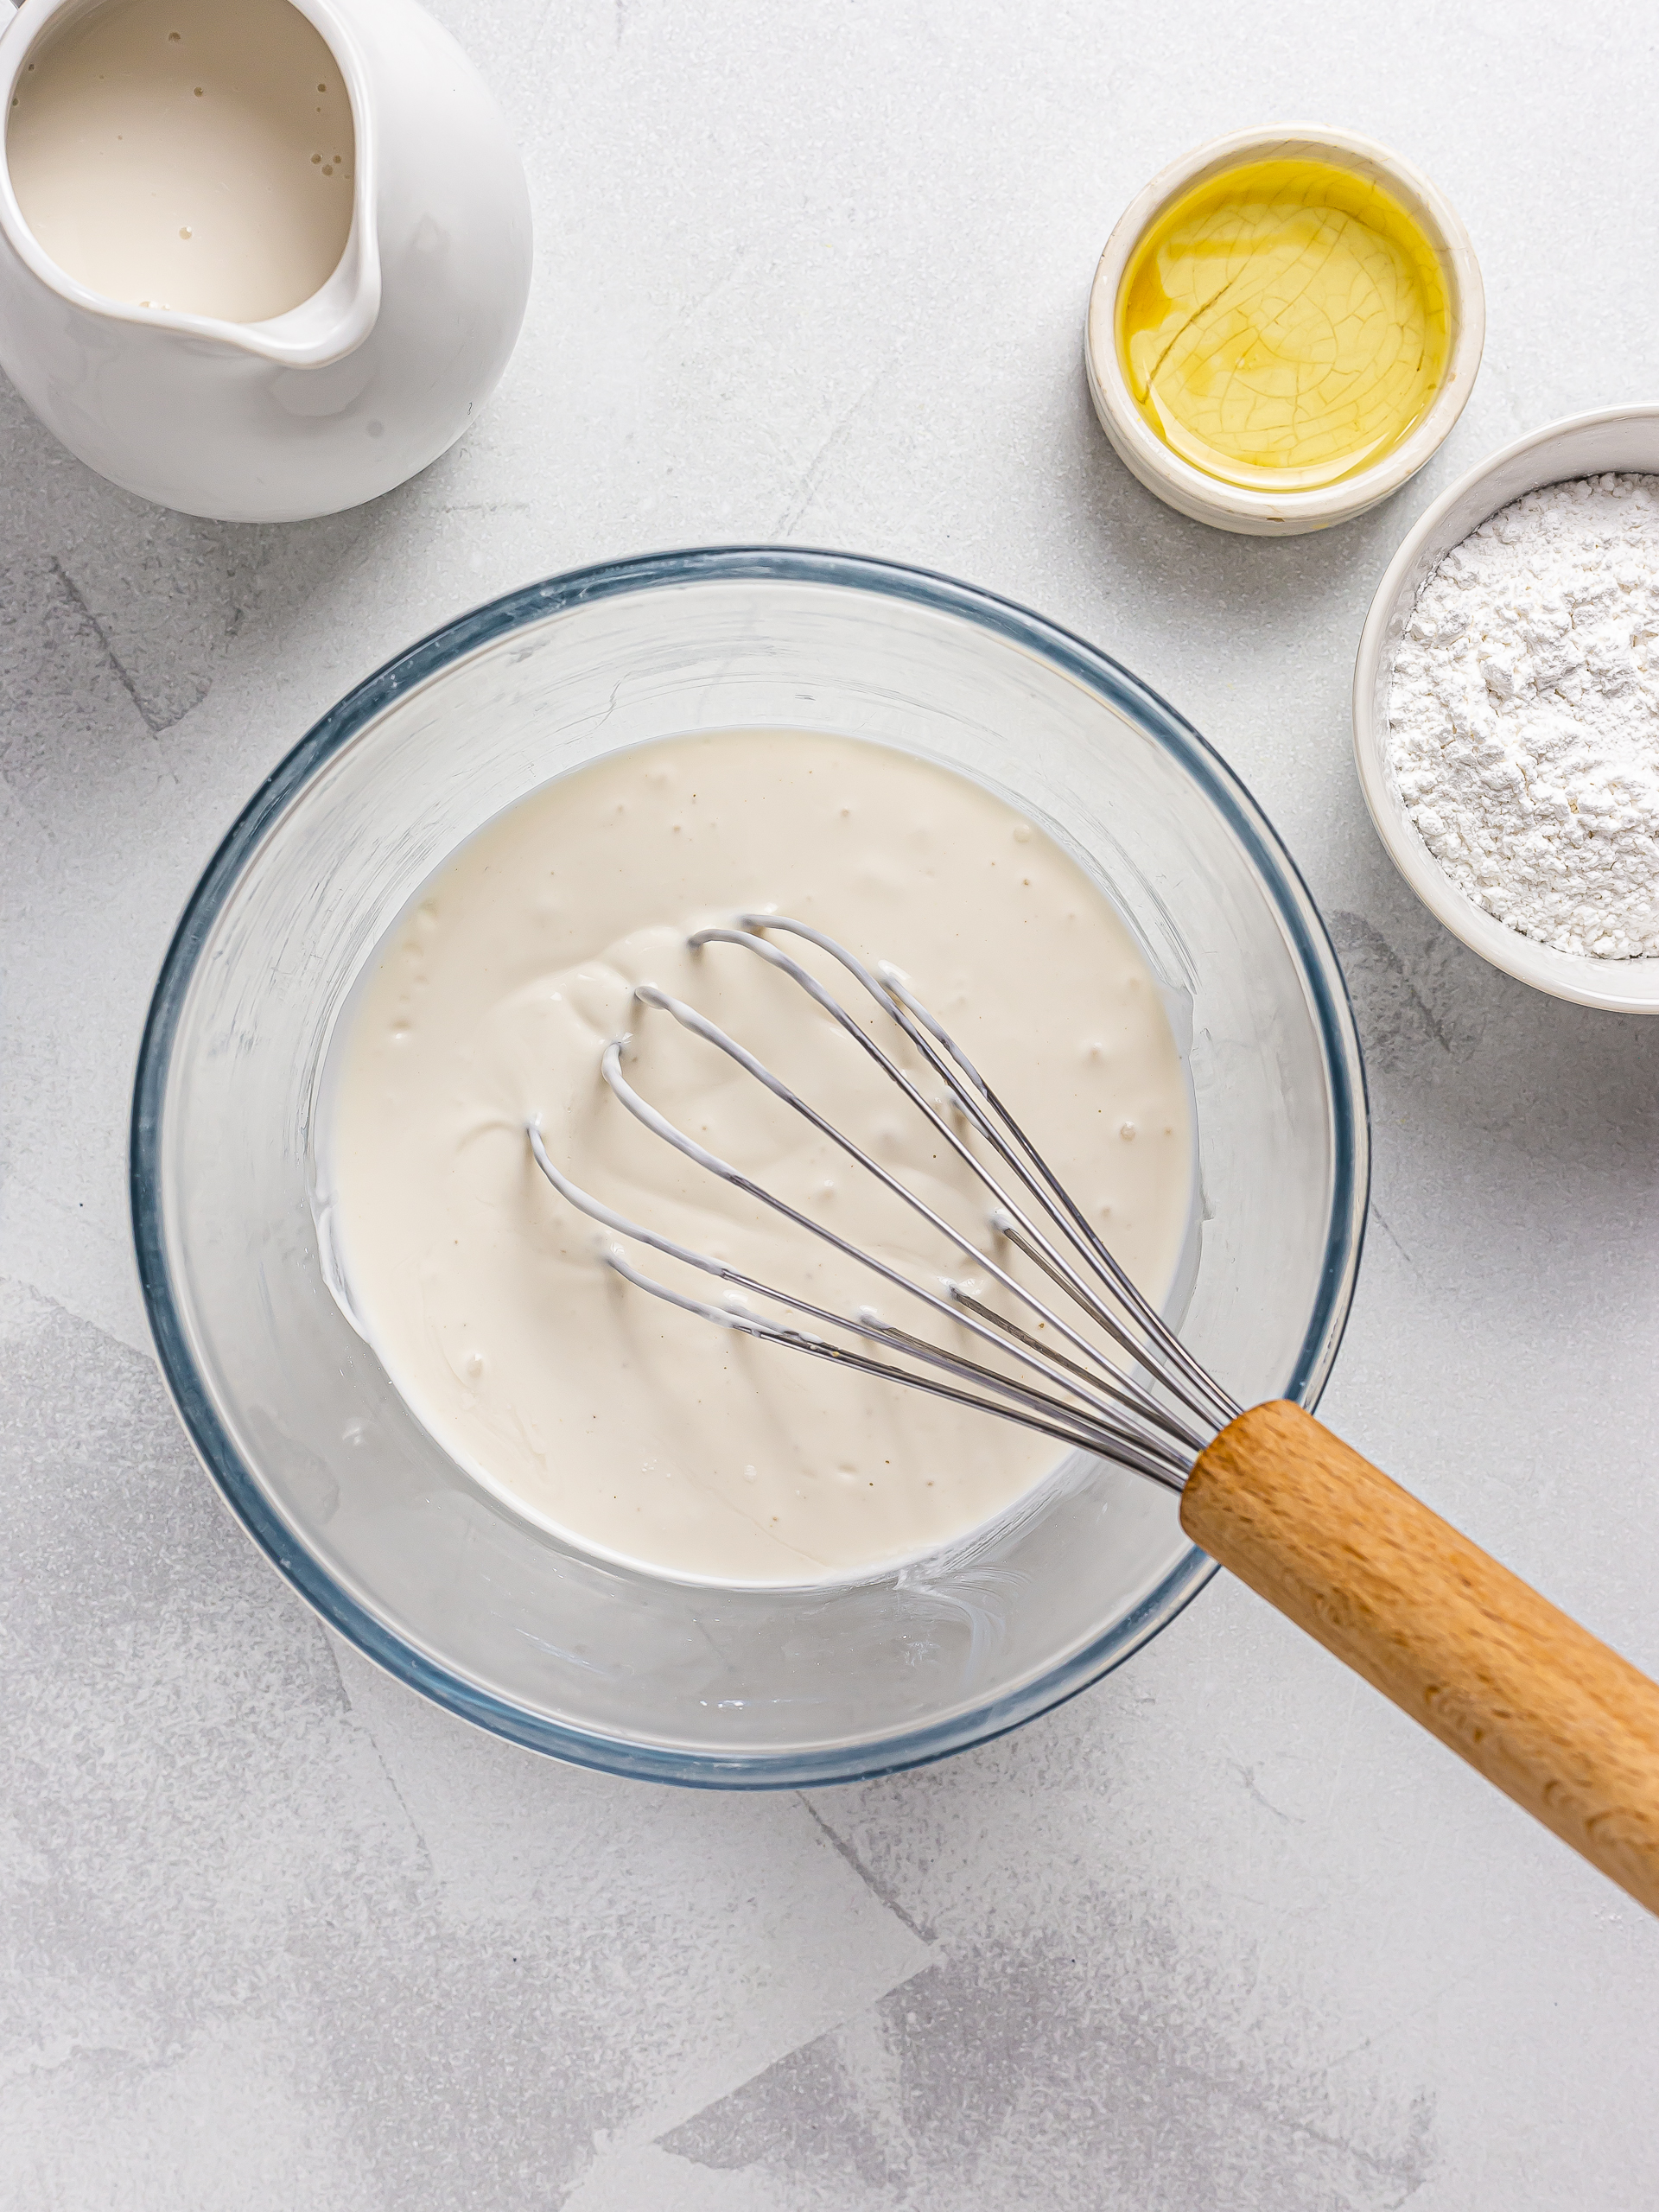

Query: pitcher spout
0,0,528,519
207,0,382,365
0,0,379,365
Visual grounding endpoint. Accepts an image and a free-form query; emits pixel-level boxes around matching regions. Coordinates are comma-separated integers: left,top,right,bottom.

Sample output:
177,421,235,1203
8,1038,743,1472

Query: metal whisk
528,912,1238,1496
526,912,1659,1923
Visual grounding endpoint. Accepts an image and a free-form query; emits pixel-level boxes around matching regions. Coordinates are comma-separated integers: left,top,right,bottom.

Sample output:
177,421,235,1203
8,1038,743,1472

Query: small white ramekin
1085,125,1485,537
1353,404,1659,1013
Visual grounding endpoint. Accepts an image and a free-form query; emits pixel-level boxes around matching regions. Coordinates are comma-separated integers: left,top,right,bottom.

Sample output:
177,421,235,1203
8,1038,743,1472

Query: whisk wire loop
610,995,1198,1451
721,918,1237,1428
525,1125,1192,1481
600,1245,1188,1485
597,1036,1195,1457
528,916,1232,1494
688,924,1217,1431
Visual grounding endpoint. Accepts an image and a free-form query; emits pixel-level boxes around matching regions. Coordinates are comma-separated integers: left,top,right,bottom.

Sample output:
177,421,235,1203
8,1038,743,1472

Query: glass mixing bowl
131,550,1367,1786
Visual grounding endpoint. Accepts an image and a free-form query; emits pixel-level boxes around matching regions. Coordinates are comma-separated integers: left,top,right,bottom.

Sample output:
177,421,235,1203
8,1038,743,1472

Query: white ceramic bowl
1353,404,1659,1013
1085,125,1484,537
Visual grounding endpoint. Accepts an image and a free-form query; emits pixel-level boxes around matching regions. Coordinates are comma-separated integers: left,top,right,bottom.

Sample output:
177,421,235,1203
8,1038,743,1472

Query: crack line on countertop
1369,1202,1421,1277
772,344,913,536
48,557,183,736
318,1631,437,1881
796,1794,935,1944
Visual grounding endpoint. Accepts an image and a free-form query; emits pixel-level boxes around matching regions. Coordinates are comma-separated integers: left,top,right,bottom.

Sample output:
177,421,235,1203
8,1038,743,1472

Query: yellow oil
1116,157,1450,492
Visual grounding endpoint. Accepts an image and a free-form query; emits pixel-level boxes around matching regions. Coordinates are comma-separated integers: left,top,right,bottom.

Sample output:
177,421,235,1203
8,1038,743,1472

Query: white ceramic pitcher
0,0,531,520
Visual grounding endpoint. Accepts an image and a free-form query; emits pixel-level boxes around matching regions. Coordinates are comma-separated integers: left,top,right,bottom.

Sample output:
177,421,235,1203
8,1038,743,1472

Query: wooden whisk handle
1181,1401,1659,1917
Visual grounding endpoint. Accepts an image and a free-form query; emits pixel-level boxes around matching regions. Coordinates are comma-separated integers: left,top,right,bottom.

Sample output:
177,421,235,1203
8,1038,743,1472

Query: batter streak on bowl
323,729,1195,1586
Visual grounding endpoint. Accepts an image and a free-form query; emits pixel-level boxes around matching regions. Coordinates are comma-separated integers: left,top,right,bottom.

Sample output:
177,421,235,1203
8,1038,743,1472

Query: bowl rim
1352,402,1659,1012
1084,123,1486,532
130,545,1370,1788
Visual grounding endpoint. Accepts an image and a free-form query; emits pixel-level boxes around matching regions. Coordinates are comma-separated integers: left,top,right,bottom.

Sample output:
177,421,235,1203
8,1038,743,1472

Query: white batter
325,731,1195,1586
8,0,353,323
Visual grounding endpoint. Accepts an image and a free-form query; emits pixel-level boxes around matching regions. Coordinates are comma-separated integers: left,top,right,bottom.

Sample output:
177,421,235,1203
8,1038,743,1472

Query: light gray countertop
3,2,1657,2204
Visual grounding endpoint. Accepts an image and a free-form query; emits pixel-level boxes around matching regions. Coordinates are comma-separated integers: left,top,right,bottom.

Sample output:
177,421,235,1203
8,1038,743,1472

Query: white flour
1385,473,1659,957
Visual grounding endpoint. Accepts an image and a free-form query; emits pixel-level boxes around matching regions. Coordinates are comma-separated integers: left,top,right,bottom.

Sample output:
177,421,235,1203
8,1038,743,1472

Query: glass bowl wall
131,550,1367,1786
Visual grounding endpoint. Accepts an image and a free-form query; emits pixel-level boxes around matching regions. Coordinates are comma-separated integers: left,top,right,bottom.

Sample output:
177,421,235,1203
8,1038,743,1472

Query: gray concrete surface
3,1,1658,2203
